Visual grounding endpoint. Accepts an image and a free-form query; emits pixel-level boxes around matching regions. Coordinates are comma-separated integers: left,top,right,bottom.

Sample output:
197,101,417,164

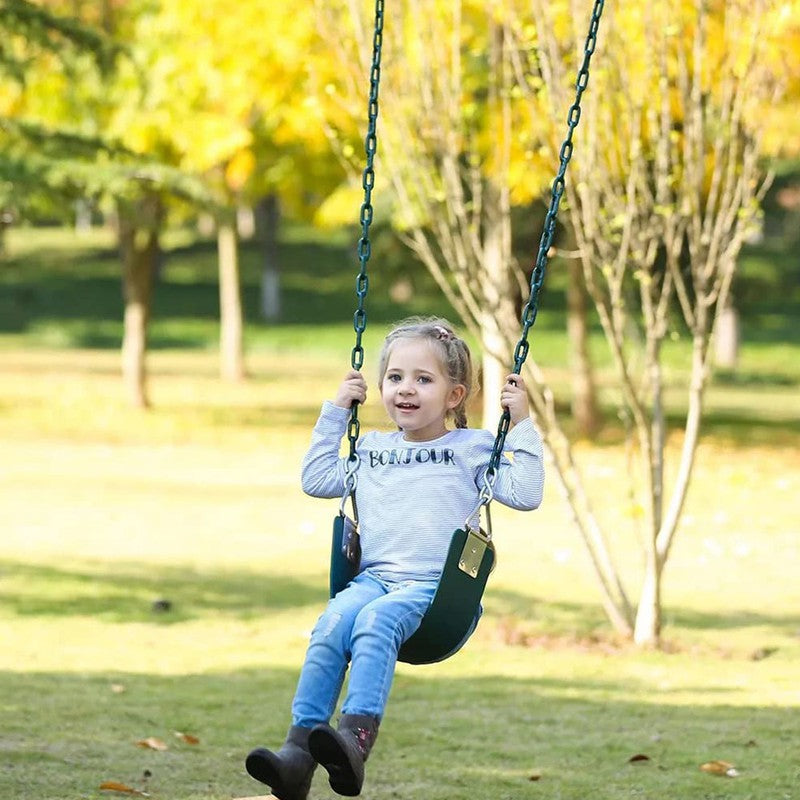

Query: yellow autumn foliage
7,0,800,214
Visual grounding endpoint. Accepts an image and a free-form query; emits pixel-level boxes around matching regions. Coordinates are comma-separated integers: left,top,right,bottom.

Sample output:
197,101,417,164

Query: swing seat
329,517,495,665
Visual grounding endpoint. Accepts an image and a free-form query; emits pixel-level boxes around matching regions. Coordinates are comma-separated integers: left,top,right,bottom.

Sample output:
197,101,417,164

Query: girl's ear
447,384,467,410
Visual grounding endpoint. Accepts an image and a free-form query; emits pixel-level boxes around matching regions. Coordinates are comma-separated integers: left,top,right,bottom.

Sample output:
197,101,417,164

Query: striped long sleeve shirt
301,401,545,583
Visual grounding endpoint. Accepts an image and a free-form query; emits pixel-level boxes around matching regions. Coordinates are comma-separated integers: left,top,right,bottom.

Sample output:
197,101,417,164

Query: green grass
1,224,799,799
2,346,799,800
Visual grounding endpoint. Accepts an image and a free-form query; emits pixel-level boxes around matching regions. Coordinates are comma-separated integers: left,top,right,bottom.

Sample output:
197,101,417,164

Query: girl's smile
380,339,465,442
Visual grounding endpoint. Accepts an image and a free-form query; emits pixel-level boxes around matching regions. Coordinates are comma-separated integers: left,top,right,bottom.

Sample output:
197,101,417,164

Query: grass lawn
1,226,799,800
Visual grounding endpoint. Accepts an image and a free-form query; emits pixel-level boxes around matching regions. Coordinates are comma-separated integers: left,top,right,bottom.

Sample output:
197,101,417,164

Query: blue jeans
291,570,437,727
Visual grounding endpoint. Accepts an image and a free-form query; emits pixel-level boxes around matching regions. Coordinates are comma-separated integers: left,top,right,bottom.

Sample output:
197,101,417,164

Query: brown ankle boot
308,714,379,796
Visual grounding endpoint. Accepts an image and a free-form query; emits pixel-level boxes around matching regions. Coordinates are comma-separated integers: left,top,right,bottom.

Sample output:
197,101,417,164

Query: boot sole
245,749,300,800
308,728,361,796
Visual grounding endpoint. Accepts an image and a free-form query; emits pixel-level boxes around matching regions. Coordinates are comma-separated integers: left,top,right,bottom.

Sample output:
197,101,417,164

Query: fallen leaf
174,731,200,745
99,781,149,796
135,737,168,751
700,760,740,777
628,753,651,763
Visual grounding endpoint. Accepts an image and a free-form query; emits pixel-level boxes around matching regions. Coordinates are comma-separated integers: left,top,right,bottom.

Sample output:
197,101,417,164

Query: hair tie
433,325,451,341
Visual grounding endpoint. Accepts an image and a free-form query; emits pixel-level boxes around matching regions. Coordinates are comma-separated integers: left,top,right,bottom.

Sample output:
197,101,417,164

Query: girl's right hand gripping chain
334,369,368,409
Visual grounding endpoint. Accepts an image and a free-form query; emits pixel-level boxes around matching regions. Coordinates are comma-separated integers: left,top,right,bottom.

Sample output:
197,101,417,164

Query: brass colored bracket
458,528,490,578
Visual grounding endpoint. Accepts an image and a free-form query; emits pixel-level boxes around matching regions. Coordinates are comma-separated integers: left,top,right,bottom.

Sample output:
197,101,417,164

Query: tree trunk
257,194,281,320
633,555,662,645
566,254,601,438
714,302,739,369
481,321,506,430
217,216,245,381
75,199,92,233
237,205,256,239
480,191,516,429
118,195,162,408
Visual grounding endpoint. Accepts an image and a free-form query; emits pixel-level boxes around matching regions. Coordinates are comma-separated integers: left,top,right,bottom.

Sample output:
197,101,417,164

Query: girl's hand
501,374,529,425
333,369,368,409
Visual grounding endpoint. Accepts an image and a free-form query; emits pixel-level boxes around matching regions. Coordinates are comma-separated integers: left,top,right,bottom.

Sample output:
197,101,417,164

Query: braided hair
377,317,474,429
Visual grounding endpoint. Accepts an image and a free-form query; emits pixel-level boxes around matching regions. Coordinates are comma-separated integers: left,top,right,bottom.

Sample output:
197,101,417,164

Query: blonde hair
377,317,474,428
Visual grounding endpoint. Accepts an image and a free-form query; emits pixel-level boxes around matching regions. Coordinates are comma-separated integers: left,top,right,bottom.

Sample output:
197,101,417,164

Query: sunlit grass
1,343,799,799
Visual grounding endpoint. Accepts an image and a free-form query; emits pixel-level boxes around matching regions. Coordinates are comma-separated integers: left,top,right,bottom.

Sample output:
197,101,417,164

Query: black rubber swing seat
330,515,495,665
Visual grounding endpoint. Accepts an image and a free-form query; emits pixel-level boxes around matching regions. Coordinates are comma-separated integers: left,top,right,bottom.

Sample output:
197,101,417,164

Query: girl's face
380,338,465,442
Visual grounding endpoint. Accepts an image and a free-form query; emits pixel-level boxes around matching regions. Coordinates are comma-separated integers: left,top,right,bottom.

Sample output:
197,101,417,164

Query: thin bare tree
317,0,788,644
527,0,778,641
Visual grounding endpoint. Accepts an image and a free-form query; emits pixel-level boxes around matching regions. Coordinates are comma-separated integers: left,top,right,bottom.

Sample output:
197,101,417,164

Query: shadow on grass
0,560,325,623
714,368,799,388
668,407,800,446
5,557,797,643
487,587,800,640
0,233,462,344
1,666,798,800
585,403,800,449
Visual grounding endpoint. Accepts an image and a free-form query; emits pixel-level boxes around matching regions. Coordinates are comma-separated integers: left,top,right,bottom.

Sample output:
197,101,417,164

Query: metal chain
486,0,606,478
347,0,385,464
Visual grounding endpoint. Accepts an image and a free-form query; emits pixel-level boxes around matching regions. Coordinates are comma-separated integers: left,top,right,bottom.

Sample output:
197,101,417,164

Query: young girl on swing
246,317,545,799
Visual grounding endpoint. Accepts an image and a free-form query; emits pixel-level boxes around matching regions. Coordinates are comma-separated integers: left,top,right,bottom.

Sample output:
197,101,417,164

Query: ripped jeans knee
291,570,436,726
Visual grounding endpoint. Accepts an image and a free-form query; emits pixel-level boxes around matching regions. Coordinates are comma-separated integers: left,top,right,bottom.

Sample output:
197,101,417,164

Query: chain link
340,0,603,473
486,0,605,478
347,0,385,462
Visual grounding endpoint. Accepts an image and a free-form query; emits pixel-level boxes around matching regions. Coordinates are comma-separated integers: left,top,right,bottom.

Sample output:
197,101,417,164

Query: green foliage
0,1,120,219
0,0,119,78
0,0,219,225
0,116,123,213
0,120,216,218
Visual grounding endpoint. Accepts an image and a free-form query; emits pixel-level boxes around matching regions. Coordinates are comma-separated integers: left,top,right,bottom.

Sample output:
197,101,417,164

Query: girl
245,317,544,799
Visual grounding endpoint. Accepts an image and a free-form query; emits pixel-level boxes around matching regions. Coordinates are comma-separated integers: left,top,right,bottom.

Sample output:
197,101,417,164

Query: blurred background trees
1,0,798,644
